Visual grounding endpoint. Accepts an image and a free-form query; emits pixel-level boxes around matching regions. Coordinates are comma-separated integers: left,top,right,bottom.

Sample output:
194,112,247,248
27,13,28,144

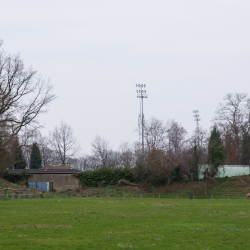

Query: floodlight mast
193,110,201,145
136,84,148,153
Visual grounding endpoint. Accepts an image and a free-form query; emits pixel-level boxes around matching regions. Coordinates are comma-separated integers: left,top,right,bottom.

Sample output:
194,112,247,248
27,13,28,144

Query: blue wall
28,182,52,192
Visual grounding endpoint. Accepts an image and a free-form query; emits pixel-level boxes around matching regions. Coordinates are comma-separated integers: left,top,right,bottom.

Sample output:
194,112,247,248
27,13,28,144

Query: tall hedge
75,167,134,187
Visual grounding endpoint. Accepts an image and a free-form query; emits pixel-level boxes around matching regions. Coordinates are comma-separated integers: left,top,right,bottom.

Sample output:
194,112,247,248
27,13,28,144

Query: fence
0,187,248,200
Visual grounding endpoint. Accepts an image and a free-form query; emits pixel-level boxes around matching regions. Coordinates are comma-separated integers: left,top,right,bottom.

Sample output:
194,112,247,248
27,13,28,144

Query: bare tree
0,41,55,170
181,127,208,180
119,142,135,168
91,135,110,167
0,41,55,141
141,117,209,181
144,117,168,151
147,148,179,185
133,141,146,168
50,122,80,166
136,117,190,181
84,155,101,170
166,120,187,158
213,93,250,163
106,150,121,169
75,156,90,171
143,118,187,156
39,137,57,167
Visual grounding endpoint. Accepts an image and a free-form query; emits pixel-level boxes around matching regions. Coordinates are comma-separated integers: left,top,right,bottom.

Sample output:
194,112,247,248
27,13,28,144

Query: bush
171,166,185,182
133,165,168,186
1,170,31,186
215,176,230,183
75,167,134,187
133,165,184,187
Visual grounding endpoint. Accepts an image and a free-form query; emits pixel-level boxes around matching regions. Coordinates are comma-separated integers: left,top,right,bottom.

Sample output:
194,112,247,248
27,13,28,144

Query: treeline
1,40,250,186
75,93,250,185
214,93,250,165
0,121,80,170
75,122,224,186
1,92,249,187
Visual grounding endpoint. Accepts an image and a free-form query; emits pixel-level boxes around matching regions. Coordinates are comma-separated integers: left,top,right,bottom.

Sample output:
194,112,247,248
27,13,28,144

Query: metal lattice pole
136,84,148,153
141,96,144,153
193,110,201,145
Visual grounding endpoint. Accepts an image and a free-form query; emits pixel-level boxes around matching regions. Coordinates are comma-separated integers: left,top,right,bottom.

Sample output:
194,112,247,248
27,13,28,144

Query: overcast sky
1,1,250,154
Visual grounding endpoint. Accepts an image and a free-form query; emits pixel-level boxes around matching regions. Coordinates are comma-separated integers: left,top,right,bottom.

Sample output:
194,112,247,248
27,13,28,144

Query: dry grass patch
13,225,72,229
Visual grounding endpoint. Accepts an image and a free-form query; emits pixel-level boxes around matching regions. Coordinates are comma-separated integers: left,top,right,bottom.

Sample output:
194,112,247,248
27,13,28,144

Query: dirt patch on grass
13,225,72,229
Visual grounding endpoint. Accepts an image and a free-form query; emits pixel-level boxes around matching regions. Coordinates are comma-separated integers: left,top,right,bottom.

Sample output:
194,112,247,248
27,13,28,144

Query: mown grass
1,198,250,249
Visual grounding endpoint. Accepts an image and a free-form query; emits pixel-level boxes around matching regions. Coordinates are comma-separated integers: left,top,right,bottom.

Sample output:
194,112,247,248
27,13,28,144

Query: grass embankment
0,178,23,190
0,198,250,249
66,175,250,199
1,175,250,200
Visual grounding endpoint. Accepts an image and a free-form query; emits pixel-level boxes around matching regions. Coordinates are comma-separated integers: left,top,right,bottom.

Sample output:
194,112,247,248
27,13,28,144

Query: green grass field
0,198,250,249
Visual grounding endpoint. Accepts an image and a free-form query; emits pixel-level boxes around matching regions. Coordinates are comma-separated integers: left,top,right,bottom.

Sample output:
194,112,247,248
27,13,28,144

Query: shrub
1,170,31,186
75,167,134,187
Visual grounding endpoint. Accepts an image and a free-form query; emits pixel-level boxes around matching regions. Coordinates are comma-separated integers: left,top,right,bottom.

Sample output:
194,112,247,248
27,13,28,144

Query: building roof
5,169,81,174
39,166,74,170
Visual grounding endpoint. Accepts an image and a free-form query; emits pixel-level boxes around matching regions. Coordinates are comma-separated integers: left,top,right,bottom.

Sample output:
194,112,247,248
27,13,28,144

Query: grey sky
1,1,250,154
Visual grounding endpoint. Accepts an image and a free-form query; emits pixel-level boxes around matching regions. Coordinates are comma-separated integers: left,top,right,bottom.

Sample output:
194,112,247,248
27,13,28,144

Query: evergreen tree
13,139,27,169
207,126,225,177
30,142,42,169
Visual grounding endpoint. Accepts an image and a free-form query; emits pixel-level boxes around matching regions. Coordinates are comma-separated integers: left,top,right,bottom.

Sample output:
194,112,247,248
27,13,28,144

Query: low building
217,165,250,177
199,165,250,179
39,166,74,170
6,169,81,192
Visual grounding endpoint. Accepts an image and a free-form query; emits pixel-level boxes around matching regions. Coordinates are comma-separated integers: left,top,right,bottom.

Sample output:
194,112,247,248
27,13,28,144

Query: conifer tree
30,142,42,169
13,138,27,169
207,126,225,177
